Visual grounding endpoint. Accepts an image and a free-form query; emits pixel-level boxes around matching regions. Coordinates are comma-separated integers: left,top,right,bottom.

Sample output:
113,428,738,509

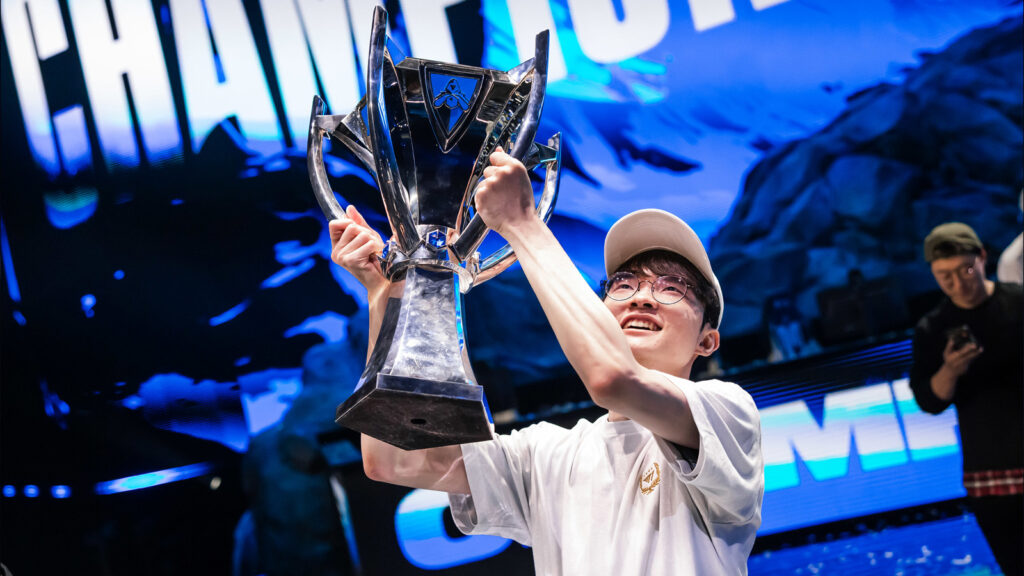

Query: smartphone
945,325,978,351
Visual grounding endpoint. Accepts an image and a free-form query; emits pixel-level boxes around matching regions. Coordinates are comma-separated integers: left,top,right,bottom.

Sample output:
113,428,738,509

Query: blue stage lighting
94,463,213,495
24,485,39,497
51,485,71,498
121,395,145,410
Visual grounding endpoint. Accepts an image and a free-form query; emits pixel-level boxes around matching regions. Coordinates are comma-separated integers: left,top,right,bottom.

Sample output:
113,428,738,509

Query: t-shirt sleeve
910,319,953,414
448,425,545,545
653,375,764,526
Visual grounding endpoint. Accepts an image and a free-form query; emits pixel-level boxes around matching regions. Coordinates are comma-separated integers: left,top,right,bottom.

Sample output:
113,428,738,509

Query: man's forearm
364,280,405,362
360,434,469,493
364,285,389,362
929,365,958,401
358,281,470,493
501,216,643,398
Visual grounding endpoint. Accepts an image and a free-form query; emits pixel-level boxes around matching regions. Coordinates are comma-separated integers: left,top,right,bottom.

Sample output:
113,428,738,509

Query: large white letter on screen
395,489,511,569
566,0,669,64
68,0,182,169
829,383,908,471
761,400,835,490
260,0,361,147
750,0,789,10
762,383,908,490
170,0,283,156
398,0,459,62
505,0,567,82
891,377,961,461
687,0,734,32
2,0,67,175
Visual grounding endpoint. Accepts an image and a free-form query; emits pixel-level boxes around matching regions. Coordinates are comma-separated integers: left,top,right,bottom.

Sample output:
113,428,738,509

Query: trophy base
335,374,492,450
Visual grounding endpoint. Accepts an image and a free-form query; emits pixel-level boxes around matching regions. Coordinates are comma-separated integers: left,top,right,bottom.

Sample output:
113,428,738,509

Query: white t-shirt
449,375,764,576
998,232,1023,284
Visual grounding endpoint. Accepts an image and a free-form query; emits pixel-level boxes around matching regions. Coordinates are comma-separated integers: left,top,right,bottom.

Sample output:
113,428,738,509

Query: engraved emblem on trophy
306,7,562,450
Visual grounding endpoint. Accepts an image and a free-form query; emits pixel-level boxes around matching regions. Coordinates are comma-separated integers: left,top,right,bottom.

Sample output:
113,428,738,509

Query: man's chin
625,332,662,353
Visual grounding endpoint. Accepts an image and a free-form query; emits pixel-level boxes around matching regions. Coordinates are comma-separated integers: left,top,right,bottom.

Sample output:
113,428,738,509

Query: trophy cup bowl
307,6,562,450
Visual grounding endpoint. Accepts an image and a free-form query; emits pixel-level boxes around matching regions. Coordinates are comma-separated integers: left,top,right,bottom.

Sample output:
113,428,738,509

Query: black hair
604,249,721,329
930,240,982,261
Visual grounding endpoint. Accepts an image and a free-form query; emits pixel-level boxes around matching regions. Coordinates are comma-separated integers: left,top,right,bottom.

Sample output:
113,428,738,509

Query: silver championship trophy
307,7,562,450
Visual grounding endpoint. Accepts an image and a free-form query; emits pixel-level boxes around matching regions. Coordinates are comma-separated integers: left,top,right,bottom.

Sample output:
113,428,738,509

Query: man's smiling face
930,252,988,309
603,257,710,372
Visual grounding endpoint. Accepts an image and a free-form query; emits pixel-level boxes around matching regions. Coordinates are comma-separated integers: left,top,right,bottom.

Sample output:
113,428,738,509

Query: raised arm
329,205,391,360
473,150,715,449
329,206,469,493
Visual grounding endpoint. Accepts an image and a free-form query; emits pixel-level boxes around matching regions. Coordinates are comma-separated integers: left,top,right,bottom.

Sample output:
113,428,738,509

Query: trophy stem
335,267,491,450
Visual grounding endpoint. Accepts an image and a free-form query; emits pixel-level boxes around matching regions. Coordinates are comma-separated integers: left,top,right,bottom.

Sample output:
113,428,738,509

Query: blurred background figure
814,269,908,347
237,322,368,576
765,294,818,361
910,223,1023,576
997,191,1023,284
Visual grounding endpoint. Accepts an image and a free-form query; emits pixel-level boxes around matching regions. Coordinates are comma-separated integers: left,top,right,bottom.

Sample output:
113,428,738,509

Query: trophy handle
474,134,562,285
366,6,420,254
507,29,549,161
450,30,550,267
307,95,347,222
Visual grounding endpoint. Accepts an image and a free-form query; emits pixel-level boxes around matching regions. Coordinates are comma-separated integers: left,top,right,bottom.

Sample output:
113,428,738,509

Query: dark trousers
971,494,1024,576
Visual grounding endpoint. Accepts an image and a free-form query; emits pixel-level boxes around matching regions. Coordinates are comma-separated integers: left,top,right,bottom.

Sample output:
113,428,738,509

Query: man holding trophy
331,152,763,574
317,8,763,574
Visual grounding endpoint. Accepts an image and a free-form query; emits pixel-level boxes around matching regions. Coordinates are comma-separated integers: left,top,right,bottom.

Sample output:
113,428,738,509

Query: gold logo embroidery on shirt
640,462,661,495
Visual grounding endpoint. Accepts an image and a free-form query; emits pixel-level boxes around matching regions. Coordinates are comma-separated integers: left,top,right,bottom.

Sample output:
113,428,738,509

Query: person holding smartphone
910,222,1023,575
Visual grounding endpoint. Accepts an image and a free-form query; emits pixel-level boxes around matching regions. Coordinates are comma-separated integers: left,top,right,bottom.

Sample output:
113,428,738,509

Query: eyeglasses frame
601,271,695,305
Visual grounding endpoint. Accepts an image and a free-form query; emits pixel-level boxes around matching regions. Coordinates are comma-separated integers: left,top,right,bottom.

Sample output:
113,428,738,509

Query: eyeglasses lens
607,273,639,300
652,277,688,304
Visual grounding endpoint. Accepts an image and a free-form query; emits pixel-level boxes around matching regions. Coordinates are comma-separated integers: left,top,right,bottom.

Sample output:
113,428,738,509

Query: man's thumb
346,204,370,228
490,146,514,165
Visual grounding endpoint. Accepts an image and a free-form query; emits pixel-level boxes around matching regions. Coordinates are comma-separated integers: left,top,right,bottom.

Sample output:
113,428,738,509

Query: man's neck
633,351,693,381
608,410,628,421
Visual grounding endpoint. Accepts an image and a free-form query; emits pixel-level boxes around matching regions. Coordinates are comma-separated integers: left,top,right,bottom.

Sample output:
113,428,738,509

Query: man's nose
630,282,657,306
949,275,963,292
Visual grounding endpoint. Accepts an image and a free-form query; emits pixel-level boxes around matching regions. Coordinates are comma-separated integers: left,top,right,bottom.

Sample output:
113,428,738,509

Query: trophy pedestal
335,374,491,450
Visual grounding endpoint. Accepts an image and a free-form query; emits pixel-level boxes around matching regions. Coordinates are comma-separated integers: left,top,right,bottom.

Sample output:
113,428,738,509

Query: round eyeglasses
933,262,977,284
602,272,692,305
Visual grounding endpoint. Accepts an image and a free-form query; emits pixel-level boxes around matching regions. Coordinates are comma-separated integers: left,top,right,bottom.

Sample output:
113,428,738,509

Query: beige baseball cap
604,209,724,328
923,222,984,262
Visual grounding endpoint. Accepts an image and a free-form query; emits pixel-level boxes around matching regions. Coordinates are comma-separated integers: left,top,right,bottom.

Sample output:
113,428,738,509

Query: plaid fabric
964,468,1024,498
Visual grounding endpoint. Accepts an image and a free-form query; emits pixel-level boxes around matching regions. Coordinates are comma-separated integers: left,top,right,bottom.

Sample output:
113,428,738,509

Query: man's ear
695,327,720,357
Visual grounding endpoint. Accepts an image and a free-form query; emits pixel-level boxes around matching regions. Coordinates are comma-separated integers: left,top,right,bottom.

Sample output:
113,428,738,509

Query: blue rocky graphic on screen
426,71,481,147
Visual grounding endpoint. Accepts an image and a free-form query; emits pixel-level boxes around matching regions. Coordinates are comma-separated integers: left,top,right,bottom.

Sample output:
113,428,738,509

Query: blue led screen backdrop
2,1,1022,574
2,0,1021,545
